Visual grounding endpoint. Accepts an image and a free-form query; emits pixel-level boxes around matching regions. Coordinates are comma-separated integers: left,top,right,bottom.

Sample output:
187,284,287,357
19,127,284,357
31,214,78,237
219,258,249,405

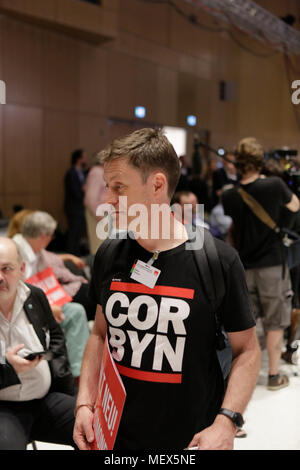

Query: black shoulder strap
94,235,125,284
191,227,226,350
191,227,225,311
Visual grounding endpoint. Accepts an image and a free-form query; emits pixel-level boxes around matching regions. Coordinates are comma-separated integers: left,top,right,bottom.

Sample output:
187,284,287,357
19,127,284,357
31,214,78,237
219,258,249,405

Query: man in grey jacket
0,237,77,450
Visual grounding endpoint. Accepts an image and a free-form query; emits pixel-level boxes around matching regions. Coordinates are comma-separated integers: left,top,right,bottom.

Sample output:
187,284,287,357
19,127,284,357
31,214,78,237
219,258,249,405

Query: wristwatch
218,408,244,428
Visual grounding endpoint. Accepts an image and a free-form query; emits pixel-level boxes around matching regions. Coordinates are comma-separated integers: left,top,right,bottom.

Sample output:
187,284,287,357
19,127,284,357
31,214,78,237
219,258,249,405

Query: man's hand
51,305,65,324
59,253,86,269
186,415,236,450
6,344,42,374
73,406,95,450
68,255,86,269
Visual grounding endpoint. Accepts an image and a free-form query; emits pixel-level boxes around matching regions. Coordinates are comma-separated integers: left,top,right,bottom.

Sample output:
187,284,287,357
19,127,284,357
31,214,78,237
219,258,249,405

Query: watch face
234,412,244,428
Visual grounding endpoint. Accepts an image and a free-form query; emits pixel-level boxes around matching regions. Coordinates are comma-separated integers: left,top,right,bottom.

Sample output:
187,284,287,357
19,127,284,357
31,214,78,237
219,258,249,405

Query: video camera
264,148,300,197
265,149,298,161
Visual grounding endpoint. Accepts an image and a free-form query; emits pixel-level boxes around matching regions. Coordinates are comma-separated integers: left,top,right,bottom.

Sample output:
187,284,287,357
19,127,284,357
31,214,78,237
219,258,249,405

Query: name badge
130,260,161,289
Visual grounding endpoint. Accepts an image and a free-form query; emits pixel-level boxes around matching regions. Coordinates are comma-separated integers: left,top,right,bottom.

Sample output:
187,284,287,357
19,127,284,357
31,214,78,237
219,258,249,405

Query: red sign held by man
91,336,126,450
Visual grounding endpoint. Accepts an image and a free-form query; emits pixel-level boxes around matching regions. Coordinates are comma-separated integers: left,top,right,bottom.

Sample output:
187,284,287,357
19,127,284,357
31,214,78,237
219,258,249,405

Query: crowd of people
1,129,300,450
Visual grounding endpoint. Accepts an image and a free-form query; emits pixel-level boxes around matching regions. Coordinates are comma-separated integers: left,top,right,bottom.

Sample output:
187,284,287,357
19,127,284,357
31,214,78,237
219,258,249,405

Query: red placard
26,267,72,307
91,336,126,450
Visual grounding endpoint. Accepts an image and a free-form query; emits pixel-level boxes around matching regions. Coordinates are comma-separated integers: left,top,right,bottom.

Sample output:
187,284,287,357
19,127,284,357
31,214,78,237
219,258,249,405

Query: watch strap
218,408,244,428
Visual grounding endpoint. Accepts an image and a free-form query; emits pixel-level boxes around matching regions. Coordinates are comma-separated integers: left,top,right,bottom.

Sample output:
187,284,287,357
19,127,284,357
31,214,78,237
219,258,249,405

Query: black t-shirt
212,168,240,207
222,176,293,269
89,236,255,450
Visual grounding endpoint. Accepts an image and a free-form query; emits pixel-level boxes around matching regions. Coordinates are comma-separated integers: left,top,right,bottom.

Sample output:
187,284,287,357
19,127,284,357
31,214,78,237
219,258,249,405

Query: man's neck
24,236,40,254
134,215,188,253
0,295,16,321
240,171,260,185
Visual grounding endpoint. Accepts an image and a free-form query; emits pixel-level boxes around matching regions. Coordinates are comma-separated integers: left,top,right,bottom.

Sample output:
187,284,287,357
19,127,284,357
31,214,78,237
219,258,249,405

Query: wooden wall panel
57,0,104,36
107,51,137,119
0,0,300,223
169,4,218,62
135,61,158,123
112,31,179,70
79,114,109,164
3,193,42,217
0,105,3,202
42,32,80,111
42,110,78,225
0,0,56,22
157,66,178,127
102,0,119,11
3,105,43,194
177,72,198,126
119,0,169,46
79,43,108,115
1,18,43,106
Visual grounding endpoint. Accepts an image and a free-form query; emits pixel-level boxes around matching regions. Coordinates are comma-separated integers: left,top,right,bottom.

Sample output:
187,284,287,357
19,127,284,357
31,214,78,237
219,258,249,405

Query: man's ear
152,172,167,196
20,261,26,278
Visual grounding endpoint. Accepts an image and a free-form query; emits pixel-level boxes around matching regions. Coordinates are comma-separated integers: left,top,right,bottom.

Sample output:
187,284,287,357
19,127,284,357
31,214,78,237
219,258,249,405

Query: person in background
212,152,240,208
7,209,85,270
7,210,97,321
12,211,91,382
175,155,192,192
0,237,77,450
84,160,107,255
263,158,300,364
223,137,300,390
64,149,88,256
210,185,234,241
172,190,210,229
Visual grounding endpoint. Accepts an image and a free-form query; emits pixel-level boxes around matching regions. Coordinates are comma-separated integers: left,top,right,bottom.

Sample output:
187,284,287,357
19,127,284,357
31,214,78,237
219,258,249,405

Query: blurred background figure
176,155,192,192
84,159,107,255
172,190,210,229
64,149,88,256
210,184,234,241
11,211,91,381
212,151,240,208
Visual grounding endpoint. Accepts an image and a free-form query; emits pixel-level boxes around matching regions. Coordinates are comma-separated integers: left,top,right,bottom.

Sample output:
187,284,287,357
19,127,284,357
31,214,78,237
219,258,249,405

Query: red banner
26,267,72,307
91,337,126,450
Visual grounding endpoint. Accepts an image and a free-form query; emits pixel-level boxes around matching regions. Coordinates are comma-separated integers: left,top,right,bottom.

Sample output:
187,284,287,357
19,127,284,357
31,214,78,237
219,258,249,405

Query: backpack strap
94,235,126,285
191,227,226,350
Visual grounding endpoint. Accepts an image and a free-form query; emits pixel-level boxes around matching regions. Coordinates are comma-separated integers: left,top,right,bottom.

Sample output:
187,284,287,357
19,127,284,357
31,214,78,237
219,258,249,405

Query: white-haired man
0,237,76,449
12,211,90,381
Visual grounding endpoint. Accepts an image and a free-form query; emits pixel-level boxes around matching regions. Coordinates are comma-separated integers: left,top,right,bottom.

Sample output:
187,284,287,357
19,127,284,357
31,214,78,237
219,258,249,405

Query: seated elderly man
10,210,97,321
0,238,77,450
12,212,90,382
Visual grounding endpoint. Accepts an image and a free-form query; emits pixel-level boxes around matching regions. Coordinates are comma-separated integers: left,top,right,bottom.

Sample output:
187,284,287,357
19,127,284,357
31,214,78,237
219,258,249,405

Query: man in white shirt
0,237,77,450
12,211,90,380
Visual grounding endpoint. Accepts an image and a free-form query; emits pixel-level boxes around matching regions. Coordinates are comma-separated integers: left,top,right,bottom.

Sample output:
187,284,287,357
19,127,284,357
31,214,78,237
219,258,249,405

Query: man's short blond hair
98,128,181,198
235,137,264,175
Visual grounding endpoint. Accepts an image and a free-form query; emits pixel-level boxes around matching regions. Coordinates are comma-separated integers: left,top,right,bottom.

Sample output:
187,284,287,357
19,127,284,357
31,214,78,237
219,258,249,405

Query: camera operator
263,155,300,364
222,137,300,391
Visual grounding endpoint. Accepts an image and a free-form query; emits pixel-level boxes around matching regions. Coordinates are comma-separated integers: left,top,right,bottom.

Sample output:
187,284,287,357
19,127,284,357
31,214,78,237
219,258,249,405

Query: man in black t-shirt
212,152,240,208
223,137,300,392
73,128,261,450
